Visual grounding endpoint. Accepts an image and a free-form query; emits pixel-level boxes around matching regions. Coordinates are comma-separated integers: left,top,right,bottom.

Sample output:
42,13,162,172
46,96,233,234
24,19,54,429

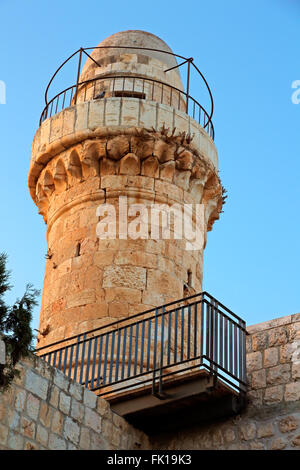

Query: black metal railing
35,292,246,397
39,45,215,139
40,75,214,139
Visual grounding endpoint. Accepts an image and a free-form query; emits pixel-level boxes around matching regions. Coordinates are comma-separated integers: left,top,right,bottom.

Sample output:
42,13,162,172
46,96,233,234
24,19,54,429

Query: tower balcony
39,73,214,141
35,292,247,434
29,40,219,204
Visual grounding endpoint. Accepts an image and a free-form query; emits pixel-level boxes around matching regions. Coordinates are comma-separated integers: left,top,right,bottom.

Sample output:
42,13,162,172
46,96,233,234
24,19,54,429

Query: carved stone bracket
33,127,223,229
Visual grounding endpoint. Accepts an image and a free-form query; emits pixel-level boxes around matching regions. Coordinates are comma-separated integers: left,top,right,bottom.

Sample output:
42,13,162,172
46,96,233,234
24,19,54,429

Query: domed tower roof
80,30,183,90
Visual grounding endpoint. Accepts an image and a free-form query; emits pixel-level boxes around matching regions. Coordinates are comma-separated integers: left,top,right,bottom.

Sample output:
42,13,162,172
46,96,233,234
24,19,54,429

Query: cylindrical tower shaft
29,31,223,348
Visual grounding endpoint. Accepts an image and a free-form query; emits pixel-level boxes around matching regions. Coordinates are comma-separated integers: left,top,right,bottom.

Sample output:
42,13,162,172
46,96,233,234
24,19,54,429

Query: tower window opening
112,90,146,100
75,242,81,257
187,270,192,288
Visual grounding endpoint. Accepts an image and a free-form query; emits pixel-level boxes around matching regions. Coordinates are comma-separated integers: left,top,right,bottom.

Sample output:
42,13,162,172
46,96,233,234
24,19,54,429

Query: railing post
74,48,83,105
200,294,204,362
186,59,191,114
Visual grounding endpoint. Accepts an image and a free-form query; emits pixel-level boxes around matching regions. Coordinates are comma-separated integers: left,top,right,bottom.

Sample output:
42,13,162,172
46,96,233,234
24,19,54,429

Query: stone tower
28,30,223,348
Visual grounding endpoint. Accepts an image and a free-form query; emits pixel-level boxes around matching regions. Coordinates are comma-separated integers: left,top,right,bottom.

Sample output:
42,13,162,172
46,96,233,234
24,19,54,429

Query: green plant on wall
0,253,40,390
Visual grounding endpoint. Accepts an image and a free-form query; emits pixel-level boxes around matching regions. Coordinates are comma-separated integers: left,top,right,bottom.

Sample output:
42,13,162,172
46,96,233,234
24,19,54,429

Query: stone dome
79,30,183,90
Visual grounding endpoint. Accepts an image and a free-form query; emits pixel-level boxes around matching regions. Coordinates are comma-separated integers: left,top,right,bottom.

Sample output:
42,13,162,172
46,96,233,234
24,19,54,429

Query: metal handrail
36,292,247,397
40,45,215,138
39,74,214,139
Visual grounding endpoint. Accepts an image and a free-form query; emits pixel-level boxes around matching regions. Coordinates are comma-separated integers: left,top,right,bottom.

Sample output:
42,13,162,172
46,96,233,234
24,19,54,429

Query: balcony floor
108,369,246,434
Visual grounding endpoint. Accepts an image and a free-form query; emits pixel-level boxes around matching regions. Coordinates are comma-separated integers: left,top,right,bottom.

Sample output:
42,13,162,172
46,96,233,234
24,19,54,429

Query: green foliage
0,253,40,390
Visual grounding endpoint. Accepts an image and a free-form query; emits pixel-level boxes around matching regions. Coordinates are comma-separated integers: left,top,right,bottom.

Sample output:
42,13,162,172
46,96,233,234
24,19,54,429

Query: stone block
79,427,90,449
257,422,274,438
62,108,75,135
71,399,84,422
0,423,8,446
25,370,49,400
138,100,157,128
120,153,140,175
292,435,300,447
14,389,26,412
20,417,36,440
97,398,111,419
51,410,64,434
108,301,128,318
239,422,256,441
251,369,266,389
105,287,142,304
173,109,189,133
246,351,262,372
146,269,182,298
105,99,121,126
39,403,53,428
154,179,183,203
84,408,102,433
285,382,300,402
270,437,287,450
49,433,67,450
59,391,71,415
268,327,288,347
54,369,70,392
278,416,299,433
83,388,97,409
101,175,128,190
36,424,48,447
266,363,290,385
7,410,20,431
26,393,40,420
49,385,60,408
103,265,146,289
39,119,51,147
292,363,300,380
223,427,236,443
90,430,107,450
88,100,105,128
63,417,80,445
142,156,159,178
280,343,296,363
264,347,279,368
251,331,268,351
8,431,24,450
50,113,63,142
69,381,83,402
121,99,139,127
67,289,96,308
160,161,175,182
264,385,284,404
249,440,265,450
94,250,115,267
114,251,156,269
75,102,89,132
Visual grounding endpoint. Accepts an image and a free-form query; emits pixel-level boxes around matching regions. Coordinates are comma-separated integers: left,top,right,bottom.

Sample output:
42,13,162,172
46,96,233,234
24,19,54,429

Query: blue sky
0,0,299,332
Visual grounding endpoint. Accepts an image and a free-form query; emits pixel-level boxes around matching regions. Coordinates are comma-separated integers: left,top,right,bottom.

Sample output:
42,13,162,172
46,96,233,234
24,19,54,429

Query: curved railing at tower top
39,46,215,140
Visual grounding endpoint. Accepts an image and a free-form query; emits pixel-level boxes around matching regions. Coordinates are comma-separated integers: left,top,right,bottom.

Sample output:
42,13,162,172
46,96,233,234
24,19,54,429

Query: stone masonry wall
1,313,300,450
151,313,300,450
0,353,150,450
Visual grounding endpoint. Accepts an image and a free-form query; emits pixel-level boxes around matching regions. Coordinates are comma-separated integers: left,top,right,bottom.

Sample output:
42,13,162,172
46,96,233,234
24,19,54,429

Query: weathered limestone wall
0,353,150,450
150,313,300,450
1,313,299,450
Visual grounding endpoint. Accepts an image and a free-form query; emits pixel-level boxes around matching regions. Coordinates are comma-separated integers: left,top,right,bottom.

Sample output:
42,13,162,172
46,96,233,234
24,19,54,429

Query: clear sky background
0,0,299,333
